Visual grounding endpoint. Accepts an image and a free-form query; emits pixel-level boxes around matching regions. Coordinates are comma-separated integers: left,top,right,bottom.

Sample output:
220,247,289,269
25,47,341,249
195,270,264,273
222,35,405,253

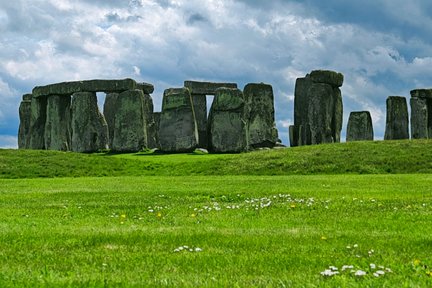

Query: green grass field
1,140,432,287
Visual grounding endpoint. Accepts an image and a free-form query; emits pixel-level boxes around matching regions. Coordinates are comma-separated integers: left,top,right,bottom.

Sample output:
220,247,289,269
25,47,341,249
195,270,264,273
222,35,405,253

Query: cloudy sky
1,0,431,148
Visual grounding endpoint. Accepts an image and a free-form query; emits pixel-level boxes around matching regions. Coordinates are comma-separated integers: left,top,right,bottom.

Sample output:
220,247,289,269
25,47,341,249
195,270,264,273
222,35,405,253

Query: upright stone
111,90,149,152
346,111,374,141
44,95,72,151
103,92,120,148
293,70,343,146
244,83,278,148
150,112,161,149
144,94,158,149
384,96,409,140
410,97,428,139
71,92,109,152
29,96,48,149
208,88,248,153
159,88,198,153
18,94,32,149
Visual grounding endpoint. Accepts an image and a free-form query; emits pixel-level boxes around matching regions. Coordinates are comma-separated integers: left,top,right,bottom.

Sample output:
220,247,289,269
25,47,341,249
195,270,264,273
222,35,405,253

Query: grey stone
136,82,155,94
32,78,137,98
289,125,296,147
23,93,33,101
208,88,248,153
191,94,208,148
159,88,198,153
384,96,409,140
346,111,374,141
292,70,344,146
103,92,120,148
71,92,109,152
244,83,278,148
111,90,149,152
184,81,237,95
18,95,32,149
29,96,47,149
410,89,432,99
410,97,428,139
44,95,72,151
150,112,161,149
309,70,344,87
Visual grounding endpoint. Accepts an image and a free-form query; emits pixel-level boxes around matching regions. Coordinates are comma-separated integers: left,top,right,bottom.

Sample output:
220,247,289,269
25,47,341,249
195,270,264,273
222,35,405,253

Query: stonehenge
290,70,343,146
346,111,374,142
410,89,432,139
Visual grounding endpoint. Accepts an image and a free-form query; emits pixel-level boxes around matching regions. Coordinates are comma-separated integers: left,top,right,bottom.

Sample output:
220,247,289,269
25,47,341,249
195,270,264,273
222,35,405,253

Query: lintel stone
410,89,432,99
184,80,237,95
32,78,137,98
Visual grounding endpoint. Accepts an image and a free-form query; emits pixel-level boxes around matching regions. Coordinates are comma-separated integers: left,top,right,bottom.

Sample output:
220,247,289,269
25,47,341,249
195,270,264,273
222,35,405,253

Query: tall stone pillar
191,94,208,148
103,92,119,149
44,95,72,151
346,111,374,141
384,96,409,140
410,89,432,139
208,88,248,153
159,88,198,153
71,92,109,152
18,94,33,149
29,96,48,149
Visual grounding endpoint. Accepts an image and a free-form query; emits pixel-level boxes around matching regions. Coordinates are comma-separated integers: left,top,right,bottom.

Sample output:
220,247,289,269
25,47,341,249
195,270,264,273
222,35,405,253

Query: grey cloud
187,13,208,25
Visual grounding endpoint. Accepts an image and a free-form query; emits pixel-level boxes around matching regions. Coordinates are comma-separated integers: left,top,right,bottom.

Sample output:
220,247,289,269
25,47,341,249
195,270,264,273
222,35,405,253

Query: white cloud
0,135,18,149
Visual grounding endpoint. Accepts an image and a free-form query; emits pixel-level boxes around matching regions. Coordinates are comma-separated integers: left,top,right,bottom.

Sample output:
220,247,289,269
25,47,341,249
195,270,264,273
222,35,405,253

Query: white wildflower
342,265,354,271
321,269,339,277
370,263,376,269
354,270,367,276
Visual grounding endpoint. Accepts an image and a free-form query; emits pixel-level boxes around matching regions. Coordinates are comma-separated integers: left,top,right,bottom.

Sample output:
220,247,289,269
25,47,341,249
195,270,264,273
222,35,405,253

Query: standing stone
346,111,374,141
143,94,158,149
103,92,120,148
292,70,343,146
159,88,198,153
44,95,72,151
208,88,248,153
410,97,428,139
29,96,48,149
384,96,409,140
191,94,208,148
18,94,32,149
244,83,278,148
111,89,149,152
71,92,109,152
150,112,161,149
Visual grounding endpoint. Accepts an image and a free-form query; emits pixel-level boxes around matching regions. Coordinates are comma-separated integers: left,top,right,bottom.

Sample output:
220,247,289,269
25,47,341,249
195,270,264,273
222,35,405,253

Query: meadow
1,140,432,287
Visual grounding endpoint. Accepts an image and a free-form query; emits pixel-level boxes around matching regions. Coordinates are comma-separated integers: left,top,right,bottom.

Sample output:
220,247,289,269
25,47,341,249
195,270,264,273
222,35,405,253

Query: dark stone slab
136,82,155,94
18,96,32,149
44,95,72,151
184,81,237,95
384,96,409,140
346,111,374,141
410,89,432,99
191,94,208,148
32,78,137,98
103,92,120,149
410,97,428,139
309,70,344,88
29,96,47,149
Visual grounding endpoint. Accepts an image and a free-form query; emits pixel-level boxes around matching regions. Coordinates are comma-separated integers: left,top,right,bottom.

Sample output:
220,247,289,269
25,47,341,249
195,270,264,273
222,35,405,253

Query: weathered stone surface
103,92,120,148
143,94,158,149
384,96,409,140
184,81,237,95
191,94,208,148
23,93,33,101
346,111,374,141
44,95,72,150
149,112,161,149
244,83,278,148
159,88,198,153
111,90,149,152
18,95,32,149
292,70,343,146
410,89,432,99
136,82,155,94
33,78,137,98
29,96,47,149
410,97,428,139
71,92,109,152
208,88,248,153
289,125,296,147
309,70,344,88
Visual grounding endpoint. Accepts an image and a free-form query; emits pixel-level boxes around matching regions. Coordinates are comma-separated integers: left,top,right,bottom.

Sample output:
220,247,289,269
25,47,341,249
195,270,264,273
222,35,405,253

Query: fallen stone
410,97,428,139
44,95,72,151
71,92,109,152
159,88,198,153
346,111,374,141
384,96,409,140
18,94,32,149
184,81,237,95
244,83,278,148
208,88,248,153
32,78,137,98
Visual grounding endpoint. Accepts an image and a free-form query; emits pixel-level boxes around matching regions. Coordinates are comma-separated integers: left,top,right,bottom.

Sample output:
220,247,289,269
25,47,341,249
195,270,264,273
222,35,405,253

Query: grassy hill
1,139,432,178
